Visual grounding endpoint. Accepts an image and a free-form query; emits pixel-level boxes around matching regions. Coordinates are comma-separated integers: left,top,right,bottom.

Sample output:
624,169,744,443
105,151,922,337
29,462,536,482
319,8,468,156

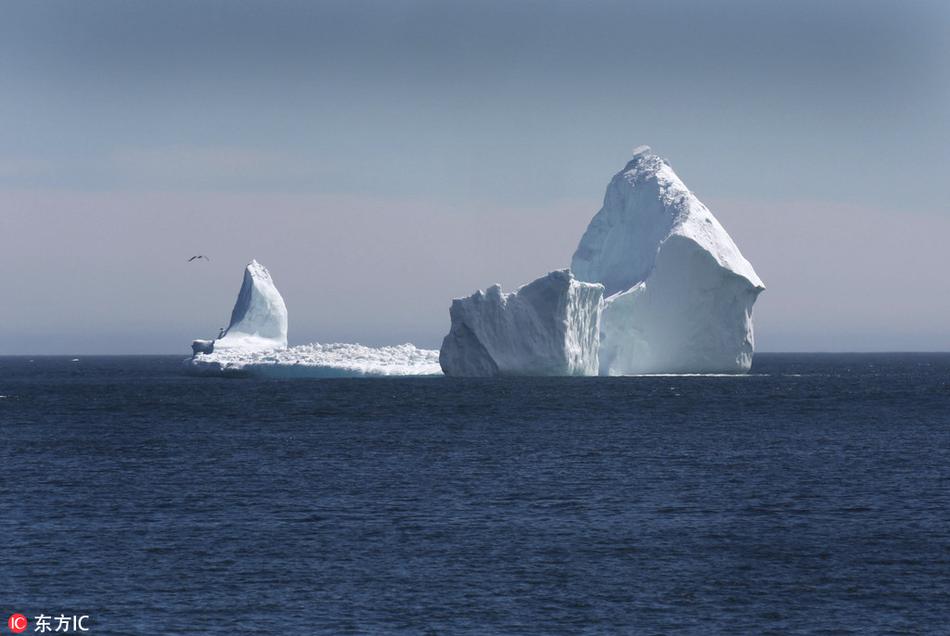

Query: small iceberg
187,261,441,378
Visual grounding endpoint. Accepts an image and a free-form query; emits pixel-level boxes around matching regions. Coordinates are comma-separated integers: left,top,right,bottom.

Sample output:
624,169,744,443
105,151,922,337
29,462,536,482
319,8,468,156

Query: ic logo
7,614,28,634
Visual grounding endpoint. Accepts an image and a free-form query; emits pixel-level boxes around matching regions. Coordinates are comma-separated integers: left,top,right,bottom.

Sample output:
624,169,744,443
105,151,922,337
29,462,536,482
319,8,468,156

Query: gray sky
1,0,948,354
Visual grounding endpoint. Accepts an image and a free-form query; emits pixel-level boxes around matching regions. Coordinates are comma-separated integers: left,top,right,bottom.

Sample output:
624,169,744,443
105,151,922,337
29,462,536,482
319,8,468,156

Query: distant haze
1,0,948,354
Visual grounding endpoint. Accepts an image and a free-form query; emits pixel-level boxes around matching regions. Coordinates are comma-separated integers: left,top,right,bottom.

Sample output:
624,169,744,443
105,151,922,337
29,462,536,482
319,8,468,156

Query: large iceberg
439,269,604,377
572,146,765,374
188,145,763,379
188,260,441,377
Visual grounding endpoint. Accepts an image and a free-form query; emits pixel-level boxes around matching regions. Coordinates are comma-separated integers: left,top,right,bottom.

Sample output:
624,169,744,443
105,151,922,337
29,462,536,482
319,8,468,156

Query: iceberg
214,259,288,351
572,146,765,374
188,259,441,377
190,259,288,355
439,269,604,377
188,146,764,379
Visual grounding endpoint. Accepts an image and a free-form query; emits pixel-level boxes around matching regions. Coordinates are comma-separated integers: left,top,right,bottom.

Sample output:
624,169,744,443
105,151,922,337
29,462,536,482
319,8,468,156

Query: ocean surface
2,353,949,635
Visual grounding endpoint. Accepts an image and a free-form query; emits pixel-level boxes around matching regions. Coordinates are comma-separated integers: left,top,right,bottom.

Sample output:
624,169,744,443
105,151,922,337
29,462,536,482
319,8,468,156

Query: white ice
572,146,765,374
439,269,604,376
188,145,764,379
188,342,441,378
188,260,440,377
214,259,288,351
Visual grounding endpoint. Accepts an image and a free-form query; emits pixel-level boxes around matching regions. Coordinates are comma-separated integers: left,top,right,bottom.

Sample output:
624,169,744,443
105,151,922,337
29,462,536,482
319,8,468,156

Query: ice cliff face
215,260,288,350
440,269,604,377
572,146,764,374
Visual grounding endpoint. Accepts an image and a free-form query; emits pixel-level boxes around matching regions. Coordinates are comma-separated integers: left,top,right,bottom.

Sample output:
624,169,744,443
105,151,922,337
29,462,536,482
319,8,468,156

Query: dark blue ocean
2,354,950,634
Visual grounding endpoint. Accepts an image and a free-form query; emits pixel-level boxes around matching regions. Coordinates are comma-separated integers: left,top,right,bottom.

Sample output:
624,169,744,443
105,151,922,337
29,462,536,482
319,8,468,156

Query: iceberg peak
216,259,288,351
573,146,763,296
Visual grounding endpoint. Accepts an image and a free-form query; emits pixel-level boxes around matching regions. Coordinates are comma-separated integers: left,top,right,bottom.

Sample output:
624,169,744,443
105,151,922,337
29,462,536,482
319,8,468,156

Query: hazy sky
1,0,948,354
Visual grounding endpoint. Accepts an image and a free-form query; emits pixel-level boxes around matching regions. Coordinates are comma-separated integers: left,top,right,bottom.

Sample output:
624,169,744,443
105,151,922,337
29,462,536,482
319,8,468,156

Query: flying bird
187,255,210,262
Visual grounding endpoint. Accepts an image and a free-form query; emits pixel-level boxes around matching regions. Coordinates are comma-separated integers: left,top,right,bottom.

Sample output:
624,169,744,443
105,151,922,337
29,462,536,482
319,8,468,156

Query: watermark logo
6,614,89,633
7,614,28,634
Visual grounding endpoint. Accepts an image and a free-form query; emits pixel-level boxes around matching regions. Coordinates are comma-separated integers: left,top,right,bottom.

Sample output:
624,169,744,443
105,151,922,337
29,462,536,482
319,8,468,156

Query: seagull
187,255,210,262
